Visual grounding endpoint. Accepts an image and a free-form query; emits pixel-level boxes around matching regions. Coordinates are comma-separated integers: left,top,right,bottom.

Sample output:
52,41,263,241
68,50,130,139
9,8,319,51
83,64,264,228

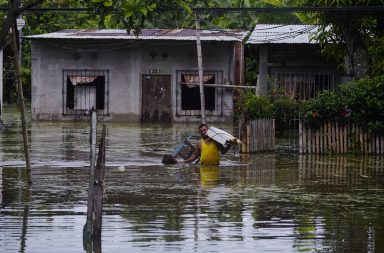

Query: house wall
31,40,236,122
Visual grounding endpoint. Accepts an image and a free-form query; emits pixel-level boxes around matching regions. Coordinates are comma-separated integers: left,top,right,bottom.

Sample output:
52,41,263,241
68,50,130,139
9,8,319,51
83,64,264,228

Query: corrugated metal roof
26,28,248,42
246,24,319,44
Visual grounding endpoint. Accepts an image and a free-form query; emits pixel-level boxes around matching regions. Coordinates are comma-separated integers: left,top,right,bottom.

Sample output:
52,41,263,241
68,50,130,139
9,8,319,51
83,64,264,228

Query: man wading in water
180,124,232,165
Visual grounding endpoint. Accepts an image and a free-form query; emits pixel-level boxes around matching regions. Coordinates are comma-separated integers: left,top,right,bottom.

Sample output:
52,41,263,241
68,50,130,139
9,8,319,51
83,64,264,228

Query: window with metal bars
63,70,109,116
273,72,335,100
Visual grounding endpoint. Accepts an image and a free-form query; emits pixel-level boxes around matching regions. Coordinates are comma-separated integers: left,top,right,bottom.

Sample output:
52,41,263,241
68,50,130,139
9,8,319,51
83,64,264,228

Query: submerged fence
239,119,384,155
299,121,384,155
239,119,275,153
299,155,384,186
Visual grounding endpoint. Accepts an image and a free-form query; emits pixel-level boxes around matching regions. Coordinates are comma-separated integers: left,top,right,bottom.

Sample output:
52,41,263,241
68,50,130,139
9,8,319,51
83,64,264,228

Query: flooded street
1,106,384,253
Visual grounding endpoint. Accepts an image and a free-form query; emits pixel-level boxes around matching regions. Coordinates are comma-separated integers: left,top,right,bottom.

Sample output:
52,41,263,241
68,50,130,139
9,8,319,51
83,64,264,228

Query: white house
27,29,247,123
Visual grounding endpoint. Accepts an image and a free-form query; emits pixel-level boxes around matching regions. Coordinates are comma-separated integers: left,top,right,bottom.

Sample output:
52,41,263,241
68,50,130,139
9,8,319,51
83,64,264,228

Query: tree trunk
339,18,370,79
352,47,369,79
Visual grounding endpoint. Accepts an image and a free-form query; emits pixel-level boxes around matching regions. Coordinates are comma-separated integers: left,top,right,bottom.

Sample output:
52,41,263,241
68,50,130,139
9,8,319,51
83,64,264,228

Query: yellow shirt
200,139,220,165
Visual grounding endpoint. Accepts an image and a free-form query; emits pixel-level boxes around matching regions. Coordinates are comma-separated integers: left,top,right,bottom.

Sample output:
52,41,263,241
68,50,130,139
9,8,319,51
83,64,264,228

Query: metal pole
195,15,206,124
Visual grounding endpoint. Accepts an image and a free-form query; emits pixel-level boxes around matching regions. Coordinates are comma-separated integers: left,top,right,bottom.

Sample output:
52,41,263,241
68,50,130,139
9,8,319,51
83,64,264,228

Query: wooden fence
239,119,275,153
299,121,384,154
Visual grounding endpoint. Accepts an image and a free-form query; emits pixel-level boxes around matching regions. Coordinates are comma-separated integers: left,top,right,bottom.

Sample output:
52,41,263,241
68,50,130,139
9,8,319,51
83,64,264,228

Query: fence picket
299,121,383,155
239,119,275,153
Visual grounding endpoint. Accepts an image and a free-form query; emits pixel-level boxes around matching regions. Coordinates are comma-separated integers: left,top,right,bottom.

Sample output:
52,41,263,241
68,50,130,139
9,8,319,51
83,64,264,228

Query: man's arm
182,152,197,163
181,141,201,163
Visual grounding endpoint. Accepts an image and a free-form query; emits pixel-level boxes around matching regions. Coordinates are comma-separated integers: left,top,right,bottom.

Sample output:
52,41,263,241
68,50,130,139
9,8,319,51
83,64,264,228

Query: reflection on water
1,106,384,252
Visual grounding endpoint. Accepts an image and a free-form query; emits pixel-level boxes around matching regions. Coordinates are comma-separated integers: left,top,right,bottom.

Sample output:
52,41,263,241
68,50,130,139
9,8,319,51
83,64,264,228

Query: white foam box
206,126,238,146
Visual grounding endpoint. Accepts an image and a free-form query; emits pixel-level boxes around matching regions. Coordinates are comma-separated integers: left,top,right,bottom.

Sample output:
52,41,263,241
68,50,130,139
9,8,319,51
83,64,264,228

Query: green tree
254,0,311,24
302,0,384,79
1,0,99,103
194,0,307,30
87,0,195,32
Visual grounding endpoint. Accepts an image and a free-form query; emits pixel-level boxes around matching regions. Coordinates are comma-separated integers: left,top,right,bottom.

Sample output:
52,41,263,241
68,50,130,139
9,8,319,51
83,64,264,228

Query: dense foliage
296,0,384,134
300,77,384,134
341,76,384,134
303,0,384,79
300,90,348,129
237,76,384,136
1,0,99,103
234,90,274,120
369,35,384,76
234,89,299,136
87,0,304,31
271,90,300,135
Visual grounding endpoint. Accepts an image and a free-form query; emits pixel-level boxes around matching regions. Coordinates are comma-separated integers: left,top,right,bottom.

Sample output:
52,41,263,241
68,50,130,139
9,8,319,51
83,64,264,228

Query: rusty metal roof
247,24,319,44
26,28,248,42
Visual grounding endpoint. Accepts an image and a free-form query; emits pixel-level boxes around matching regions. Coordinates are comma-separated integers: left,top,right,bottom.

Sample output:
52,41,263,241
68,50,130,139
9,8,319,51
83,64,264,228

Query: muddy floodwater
1,107,384,253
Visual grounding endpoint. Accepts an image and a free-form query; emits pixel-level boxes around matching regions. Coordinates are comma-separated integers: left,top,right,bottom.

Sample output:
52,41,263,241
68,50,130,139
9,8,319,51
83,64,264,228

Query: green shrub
340,76,384,135
234,89,299,136
299,76,384,134
235,76,384,136
300,90,349,129
368,36,384,76
234,90,273,121
270,90,299,136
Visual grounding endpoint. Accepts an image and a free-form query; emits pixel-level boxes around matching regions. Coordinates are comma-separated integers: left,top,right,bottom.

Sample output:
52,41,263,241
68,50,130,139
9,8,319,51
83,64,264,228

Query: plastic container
206,126,241,146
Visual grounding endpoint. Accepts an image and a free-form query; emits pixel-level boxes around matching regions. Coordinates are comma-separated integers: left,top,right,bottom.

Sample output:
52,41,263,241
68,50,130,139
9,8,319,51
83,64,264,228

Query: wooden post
83,109,97,242
10,9,32,184
93,124,106,239
195,15,206,124
257,46,269,96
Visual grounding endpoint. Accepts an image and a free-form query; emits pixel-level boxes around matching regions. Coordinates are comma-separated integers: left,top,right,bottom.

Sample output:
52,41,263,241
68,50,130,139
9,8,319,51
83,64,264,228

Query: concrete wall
31,40,236,122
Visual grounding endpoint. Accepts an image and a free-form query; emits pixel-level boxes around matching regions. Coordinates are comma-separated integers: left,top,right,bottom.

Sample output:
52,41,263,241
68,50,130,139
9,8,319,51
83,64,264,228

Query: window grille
63,69,109,116
273,72,335,100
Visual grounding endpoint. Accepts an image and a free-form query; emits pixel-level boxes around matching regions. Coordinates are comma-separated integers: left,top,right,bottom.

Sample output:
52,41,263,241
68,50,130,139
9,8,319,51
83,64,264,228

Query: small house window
176,70,223,117
181,74,215,110
63,70,109,115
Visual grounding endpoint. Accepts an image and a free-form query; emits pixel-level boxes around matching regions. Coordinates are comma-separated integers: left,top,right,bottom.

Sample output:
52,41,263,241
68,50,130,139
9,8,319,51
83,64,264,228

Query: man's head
198,123,209,138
